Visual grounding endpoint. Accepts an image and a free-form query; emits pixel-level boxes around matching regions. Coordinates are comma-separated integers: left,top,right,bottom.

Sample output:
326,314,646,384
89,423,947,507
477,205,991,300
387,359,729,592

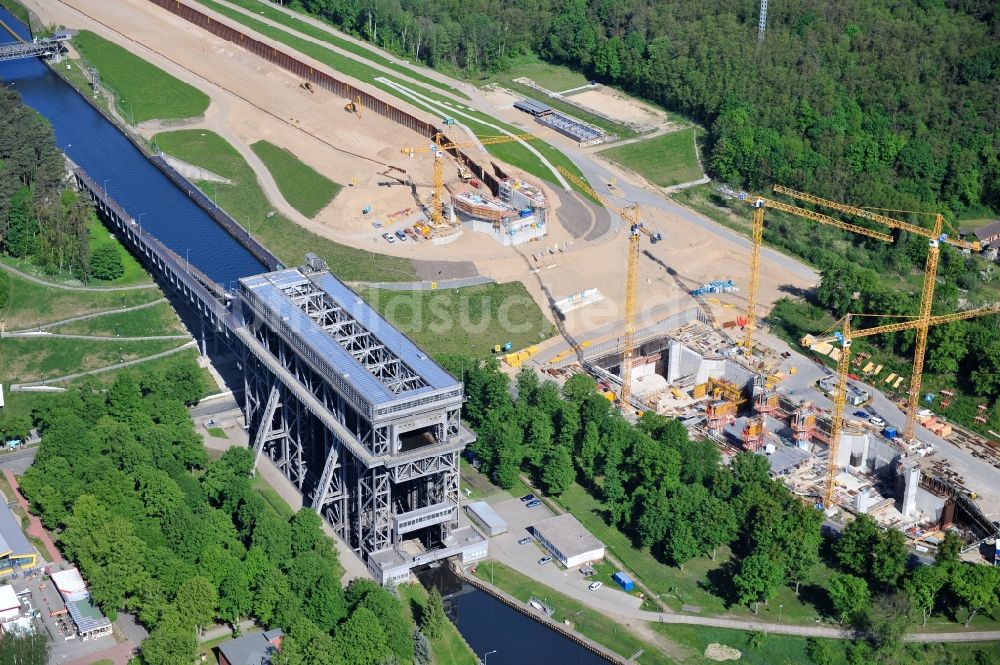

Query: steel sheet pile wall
148,0,503,195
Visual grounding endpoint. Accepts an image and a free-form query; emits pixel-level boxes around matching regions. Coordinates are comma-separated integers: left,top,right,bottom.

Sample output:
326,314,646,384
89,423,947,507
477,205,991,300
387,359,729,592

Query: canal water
0,7,264,285
2,11,615,664
419,565,611,665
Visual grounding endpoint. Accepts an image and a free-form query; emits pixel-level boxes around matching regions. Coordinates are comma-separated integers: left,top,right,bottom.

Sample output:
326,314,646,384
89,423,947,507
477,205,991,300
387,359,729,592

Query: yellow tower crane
557,166,661,412
773,185,980,441
401,133,539,228
742,195,895,361
803,303,1000,508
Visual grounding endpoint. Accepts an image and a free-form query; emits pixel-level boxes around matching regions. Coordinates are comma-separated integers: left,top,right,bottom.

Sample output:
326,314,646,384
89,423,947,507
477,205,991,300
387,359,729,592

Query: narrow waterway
0,7,264,285
419,566,611,665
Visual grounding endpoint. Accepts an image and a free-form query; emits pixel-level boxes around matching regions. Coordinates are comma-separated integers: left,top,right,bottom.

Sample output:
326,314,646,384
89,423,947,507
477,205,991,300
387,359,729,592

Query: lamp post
778,604,783,622
482,650,497,665
102,179,110,194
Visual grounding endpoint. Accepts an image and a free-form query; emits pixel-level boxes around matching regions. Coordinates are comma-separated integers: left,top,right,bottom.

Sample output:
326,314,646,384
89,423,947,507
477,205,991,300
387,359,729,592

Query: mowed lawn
1,337,188,383
153,129,417,281
356,282,556,360
0,270,162,330
51,301,186,337
599,127,703,187
397,583,479,665
72,30,209,122
504,57,591,92
251,140,342,218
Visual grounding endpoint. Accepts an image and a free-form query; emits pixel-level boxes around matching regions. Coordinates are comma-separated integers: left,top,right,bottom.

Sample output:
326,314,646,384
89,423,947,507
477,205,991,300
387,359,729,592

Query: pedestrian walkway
2,468,62,564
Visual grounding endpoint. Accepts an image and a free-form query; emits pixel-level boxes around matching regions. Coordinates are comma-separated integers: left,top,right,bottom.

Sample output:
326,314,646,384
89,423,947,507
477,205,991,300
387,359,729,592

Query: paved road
0,260,158,291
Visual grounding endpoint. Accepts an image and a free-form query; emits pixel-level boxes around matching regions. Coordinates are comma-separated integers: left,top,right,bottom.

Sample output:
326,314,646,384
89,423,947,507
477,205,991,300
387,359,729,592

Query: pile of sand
704,643,742,661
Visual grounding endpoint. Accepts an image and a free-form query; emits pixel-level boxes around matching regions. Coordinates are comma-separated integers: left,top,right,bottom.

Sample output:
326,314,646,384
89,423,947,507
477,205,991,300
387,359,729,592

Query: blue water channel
0,8,264,285
1,11,616,663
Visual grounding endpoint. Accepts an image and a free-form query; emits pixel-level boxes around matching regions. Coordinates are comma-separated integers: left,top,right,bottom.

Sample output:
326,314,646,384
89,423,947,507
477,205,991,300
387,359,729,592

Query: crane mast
742,196,893,361
807,303,1000,506
556,166,661,413
773,185,981,442
402,132,539,227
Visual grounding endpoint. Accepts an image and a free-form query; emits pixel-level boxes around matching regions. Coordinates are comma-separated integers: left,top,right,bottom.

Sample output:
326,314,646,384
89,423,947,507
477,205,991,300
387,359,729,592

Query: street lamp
186,249,190,273
102,179,110,194
778,604,783,622
482,650,497,665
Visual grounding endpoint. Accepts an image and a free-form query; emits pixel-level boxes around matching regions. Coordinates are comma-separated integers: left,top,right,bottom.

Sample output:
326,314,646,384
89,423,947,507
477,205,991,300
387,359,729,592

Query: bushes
89,243,124,281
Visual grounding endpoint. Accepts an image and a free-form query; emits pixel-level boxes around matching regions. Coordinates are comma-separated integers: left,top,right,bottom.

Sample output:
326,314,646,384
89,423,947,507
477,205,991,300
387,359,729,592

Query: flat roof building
0,501,36,577
466,501,507,536
50,567,112,640
0,584,19,622
532,514,605,568
218,629,284,665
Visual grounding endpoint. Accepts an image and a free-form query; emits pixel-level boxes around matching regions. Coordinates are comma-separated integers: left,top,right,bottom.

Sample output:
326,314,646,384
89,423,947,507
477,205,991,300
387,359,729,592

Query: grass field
655,623,1000,665
187,0,588,190
499,56,591,92
398,583,479,665
472,561,677,665
0,348,214,435
250,140,342,218
598,127,702,188
0,270,163,330
2,338,188,383
555,483,835,624
152,129,417,281
206,426,228,439
50,301,186,337
201,0,464,99
72,30,210,122
356,282,556,360
251,476,295,521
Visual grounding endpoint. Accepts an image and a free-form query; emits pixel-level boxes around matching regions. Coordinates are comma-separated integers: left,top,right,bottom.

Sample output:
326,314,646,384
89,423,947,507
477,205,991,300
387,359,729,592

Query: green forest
0,88,117,281
454,359,1000,661
285,0,998,216
17,370,432,665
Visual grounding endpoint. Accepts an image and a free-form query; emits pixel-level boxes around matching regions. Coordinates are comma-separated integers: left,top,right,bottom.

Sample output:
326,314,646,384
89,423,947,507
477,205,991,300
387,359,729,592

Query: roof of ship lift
240,269,459,407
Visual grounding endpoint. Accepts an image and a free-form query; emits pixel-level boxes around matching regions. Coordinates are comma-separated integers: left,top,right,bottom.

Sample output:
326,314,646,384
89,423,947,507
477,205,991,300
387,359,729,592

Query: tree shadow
704,558,740,609
409,597,425,626
777,283,813,299
799,582,833,620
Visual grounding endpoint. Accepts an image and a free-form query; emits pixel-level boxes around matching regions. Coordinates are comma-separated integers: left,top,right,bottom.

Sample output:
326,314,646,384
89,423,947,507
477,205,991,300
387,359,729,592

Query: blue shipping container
613,571,634,591
519,208,532,217
882,426,898,440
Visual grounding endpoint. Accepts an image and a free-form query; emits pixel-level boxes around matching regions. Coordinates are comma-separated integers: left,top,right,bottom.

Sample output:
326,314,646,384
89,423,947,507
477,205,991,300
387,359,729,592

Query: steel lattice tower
758,0,768,44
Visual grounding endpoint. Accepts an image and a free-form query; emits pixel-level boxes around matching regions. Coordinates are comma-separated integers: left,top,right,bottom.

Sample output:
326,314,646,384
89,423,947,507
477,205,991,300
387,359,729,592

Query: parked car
381,232,395,243
869,416,886,427
517,537,533,545
537,556,552,565
519,494,536,503
853,410,868,418
394,229,407,241
588,581,603,591
525,499,542,509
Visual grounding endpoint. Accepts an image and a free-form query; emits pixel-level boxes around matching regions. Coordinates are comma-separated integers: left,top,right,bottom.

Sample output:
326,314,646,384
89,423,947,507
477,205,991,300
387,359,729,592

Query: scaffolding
743,417,766,451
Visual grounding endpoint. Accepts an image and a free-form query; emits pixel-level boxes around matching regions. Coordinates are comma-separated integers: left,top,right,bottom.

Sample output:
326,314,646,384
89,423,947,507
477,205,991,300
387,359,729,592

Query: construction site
25,0,1000,568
